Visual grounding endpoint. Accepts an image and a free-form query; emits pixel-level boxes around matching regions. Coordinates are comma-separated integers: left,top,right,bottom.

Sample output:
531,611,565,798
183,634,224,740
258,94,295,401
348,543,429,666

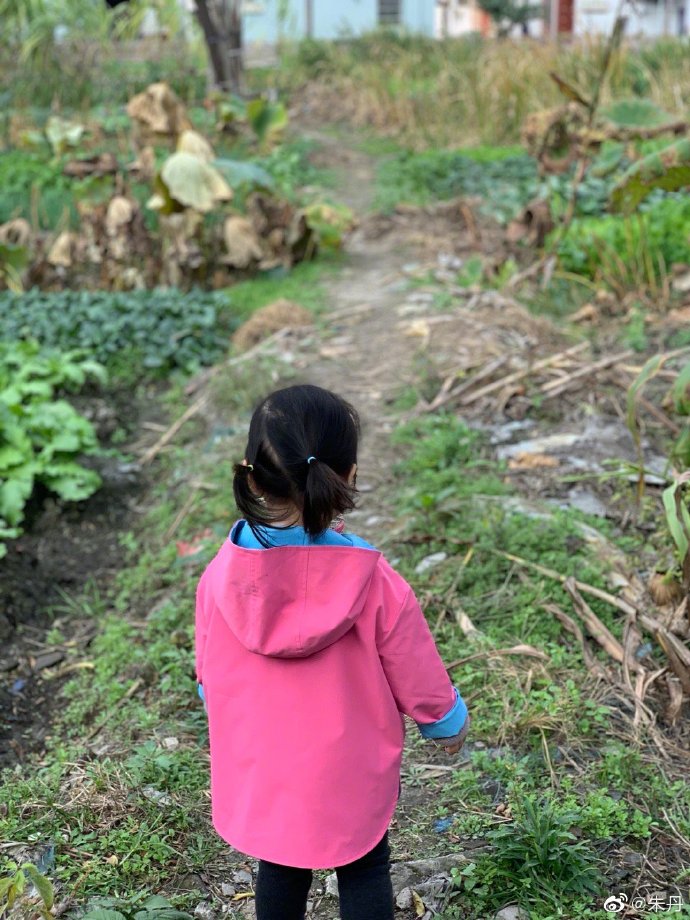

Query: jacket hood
209,539,381,658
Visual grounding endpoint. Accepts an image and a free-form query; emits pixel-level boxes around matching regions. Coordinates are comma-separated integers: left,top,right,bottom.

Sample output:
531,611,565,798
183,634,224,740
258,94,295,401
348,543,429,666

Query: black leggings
255,832,394,920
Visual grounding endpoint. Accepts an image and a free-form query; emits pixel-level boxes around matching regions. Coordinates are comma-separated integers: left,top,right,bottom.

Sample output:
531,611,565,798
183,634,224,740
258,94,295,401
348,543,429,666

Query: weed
483,797,602,907
556,196,690,297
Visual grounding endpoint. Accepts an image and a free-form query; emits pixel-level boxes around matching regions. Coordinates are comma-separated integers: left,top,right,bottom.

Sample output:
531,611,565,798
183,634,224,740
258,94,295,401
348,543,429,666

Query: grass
225,254,340,321
2,374,688,918
271,33,690,148
387,415,690,918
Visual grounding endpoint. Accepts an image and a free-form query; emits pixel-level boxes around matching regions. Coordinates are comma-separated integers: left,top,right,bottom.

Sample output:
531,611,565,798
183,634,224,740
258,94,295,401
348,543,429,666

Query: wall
574,0,683,35
243,0,434,44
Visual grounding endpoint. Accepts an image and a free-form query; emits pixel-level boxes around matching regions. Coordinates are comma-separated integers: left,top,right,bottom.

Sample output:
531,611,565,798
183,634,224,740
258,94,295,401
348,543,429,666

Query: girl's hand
438,715,470,755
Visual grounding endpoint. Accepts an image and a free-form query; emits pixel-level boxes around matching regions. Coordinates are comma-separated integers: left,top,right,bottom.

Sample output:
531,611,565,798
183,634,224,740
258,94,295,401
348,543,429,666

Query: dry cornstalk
540,350,634,399
460,342,588,406
487,549,638,616
419,355,508,415
542,602,606,676
564,577,631,666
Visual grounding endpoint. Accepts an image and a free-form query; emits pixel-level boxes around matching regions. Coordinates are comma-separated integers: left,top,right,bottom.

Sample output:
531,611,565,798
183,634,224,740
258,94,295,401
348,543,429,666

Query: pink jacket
195,536,458,868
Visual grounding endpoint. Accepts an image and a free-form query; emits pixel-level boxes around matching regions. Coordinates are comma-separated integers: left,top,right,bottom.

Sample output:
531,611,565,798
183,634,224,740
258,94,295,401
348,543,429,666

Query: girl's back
195,385,468,918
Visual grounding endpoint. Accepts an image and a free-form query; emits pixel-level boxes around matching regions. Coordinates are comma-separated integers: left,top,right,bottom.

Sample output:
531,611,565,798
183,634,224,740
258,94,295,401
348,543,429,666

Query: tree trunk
305,0,314,37
194,0,243,93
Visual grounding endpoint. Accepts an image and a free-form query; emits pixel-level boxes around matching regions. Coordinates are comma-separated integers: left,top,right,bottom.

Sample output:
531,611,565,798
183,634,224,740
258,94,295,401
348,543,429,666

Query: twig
447,644,549,671
140,394,208,465
459,343,588,406
86,678,143,741
486,548,637,616
563,577,630,666
164,481,203,540
539,350,633,399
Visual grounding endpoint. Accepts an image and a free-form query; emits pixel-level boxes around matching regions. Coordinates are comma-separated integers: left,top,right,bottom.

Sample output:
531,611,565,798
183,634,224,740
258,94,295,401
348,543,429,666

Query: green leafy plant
375,148,539,222
0,340,105,556
81,894,192,920
0,860,54,919
555,196,690,291
486,797,602,907
245,97,288,151
0,150,79,231
0,289,234,381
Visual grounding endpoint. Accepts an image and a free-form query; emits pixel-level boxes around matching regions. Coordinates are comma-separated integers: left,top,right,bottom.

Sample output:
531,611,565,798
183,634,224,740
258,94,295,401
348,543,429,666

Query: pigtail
233,463,268,529
302,461,357,536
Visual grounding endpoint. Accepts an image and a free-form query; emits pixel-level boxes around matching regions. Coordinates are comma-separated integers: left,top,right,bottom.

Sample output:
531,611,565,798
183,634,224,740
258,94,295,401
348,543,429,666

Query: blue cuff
418,688,468,740
198,683,206,707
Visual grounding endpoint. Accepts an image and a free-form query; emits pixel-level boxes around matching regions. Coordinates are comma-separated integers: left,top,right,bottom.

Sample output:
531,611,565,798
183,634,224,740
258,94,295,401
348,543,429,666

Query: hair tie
245,463,254,471
306,456,317,465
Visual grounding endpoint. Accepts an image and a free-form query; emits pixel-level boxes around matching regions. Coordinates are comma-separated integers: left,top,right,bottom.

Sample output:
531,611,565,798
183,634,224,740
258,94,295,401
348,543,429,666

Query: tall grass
273,33,690,147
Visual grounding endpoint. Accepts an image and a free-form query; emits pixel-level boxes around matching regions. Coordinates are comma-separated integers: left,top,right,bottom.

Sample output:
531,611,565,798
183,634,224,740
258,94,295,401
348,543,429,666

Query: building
243,0,436,44
435,0,687,37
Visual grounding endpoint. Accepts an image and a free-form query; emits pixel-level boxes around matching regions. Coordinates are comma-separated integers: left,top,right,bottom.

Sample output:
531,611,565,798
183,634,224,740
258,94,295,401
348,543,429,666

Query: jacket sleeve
376,578,468,737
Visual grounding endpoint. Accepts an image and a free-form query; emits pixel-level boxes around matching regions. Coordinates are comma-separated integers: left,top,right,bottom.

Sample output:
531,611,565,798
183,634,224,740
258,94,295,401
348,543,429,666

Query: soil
0,416,144,769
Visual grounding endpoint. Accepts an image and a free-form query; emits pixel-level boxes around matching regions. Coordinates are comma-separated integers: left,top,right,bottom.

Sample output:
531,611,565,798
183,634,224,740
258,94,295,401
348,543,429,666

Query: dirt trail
298,132,431,540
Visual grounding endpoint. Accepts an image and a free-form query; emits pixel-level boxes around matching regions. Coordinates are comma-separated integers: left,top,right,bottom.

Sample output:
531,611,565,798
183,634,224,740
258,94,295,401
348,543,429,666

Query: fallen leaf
176,529,214,557
412,890,426,917
508,452,559,469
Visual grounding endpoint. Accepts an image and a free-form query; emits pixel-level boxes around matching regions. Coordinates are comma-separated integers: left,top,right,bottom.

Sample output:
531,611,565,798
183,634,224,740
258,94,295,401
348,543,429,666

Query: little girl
195,384,469,920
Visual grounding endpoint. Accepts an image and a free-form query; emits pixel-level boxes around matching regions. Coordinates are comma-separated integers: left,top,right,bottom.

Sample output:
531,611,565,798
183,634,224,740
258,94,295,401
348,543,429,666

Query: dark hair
233,384,360,540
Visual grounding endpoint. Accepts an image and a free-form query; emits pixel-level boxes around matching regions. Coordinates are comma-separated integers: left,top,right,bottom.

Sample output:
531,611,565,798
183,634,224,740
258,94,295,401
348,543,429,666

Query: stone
193,902,215,920
232,869,253,885
494,906,528,920
389,854,469,894
415,552,447,575
395,887,414,909
325,872,339,897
